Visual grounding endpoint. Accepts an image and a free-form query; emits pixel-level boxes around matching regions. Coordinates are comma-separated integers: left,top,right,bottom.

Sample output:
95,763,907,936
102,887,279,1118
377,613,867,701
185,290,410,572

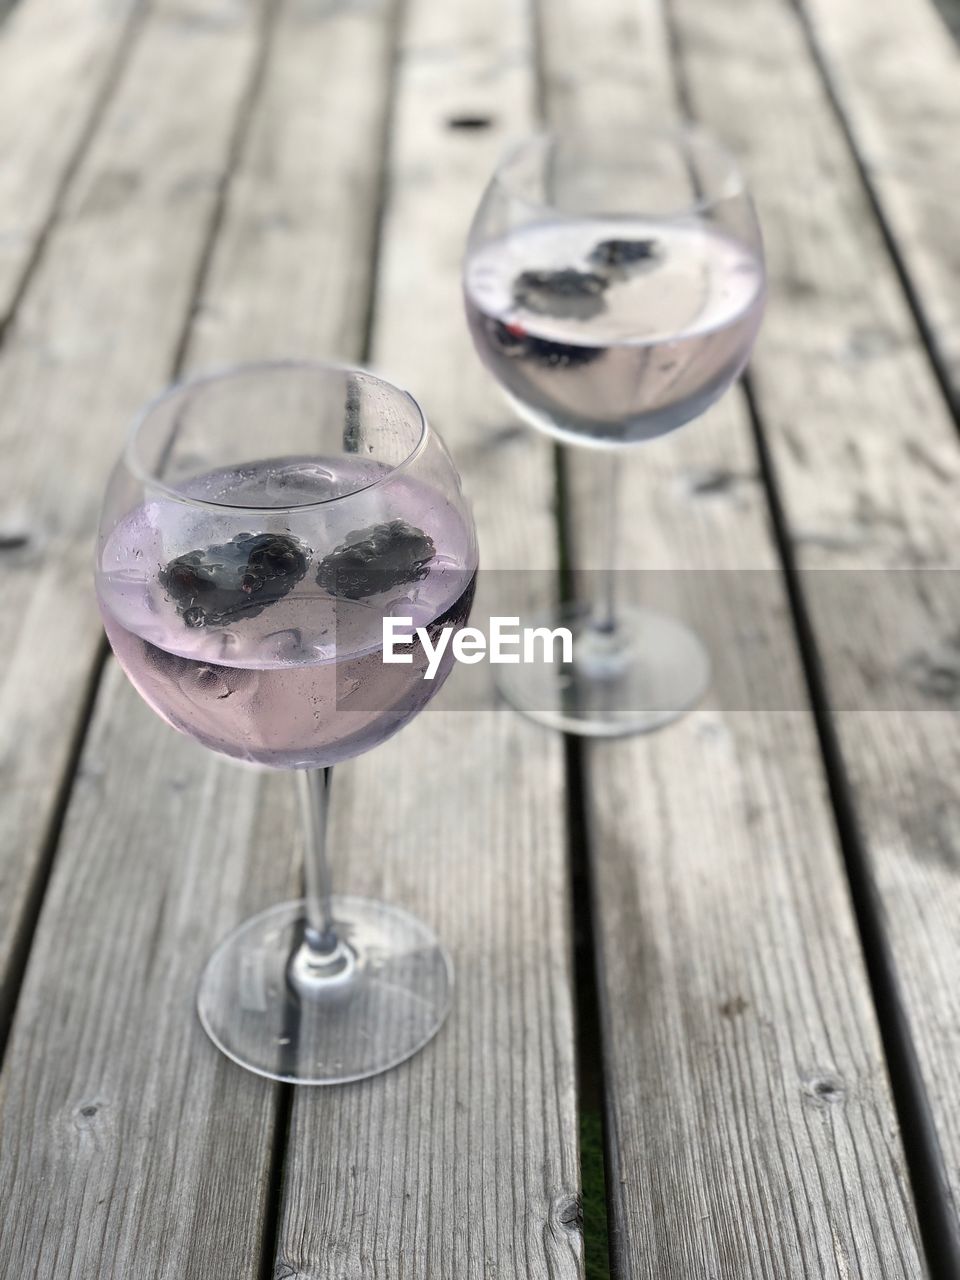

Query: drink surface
97,456,476,768
464,216,765,445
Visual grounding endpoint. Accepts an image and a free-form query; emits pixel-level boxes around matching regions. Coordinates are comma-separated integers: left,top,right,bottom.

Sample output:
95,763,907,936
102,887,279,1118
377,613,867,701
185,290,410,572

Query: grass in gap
581,1109,611,1279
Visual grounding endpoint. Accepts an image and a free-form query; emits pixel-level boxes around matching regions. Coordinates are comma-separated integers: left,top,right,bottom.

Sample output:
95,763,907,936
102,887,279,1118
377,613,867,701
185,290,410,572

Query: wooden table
0,0,957,1275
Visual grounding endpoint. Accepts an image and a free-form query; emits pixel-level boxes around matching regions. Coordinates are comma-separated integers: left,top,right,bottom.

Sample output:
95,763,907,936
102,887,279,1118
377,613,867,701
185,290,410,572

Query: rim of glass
123,359,430,514
488,124,748,219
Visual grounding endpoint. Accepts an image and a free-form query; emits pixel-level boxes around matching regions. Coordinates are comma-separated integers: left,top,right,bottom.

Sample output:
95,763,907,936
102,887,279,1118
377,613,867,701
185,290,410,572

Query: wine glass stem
297,767,339,955
591,450,620,635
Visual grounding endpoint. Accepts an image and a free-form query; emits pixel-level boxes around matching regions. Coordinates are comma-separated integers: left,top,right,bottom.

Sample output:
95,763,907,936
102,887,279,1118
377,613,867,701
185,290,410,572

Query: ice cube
264,628,305,662
264,461,337,504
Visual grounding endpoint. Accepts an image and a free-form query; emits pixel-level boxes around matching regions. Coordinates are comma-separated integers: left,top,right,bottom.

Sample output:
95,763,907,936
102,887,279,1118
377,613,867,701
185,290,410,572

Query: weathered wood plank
272,0,583,1276
796,0,960,410
0,0,146,319
538,0,926,1274
186,0,393,365
0,0,266,1027
0,668,298,1279
669,0,960,1244
0,0,396,1274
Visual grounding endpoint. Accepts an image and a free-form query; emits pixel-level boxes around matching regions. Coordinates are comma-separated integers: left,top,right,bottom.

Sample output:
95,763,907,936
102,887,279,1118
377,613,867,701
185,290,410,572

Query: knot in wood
803,1072,846,1105
557,1194,583,1230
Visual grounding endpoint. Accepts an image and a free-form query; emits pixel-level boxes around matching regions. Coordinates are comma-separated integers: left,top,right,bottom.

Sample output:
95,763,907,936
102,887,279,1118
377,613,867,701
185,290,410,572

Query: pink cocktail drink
465,217,764,446
97,456,475,768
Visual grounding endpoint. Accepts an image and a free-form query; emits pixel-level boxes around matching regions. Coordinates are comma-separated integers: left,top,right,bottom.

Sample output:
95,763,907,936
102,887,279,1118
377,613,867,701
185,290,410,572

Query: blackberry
487,319,602,369
512,268,608,320
588,238,660,270
159,532,309,628
316,520,435,600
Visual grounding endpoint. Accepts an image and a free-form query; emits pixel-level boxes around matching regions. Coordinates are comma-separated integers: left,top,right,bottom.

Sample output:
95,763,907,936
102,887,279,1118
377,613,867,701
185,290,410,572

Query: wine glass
463,127,765,735
95,361,478,1083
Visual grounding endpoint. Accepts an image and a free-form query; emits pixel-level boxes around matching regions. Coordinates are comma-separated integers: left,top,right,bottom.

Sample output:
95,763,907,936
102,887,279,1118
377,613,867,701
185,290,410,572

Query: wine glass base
495,603,710,737
197,896,452,1084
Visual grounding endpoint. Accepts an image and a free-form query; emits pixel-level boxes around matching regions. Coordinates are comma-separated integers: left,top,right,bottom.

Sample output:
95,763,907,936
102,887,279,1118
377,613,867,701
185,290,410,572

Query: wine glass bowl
464,128,764,448
95,361,478,1083
463,127,765,735
97,363,476,769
